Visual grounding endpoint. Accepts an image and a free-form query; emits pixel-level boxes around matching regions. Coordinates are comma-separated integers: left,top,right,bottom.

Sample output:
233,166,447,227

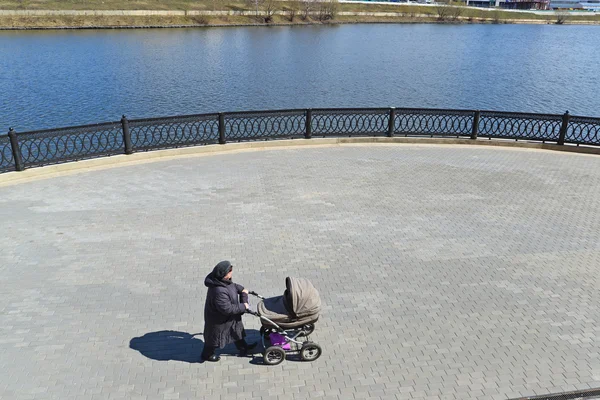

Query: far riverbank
1,8,599,29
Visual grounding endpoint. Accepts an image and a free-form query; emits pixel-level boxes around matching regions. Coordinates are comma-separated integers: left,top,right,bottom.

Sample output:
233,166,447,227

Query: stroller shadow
129,329,262,363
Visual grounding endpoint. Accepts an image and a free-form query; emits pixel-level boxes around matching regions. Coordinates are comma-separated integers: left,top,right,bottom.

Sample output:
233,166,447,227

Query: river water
1,24,599,131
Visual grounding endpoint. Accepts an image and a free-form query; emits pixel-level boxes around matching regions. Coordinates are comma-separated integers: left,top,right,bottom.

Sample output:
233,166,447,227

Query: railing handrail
569,114,600,121
222,108,307,116
478,110,564,118
1,106,599,174
14,120,122,137
128,112,220,124
9,107,593,137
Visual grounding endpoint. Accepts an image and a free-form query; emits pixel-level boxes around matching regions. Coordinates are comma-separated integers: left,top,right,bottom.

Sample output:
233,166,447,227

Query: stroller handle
245,309,259,316
249,291,264,299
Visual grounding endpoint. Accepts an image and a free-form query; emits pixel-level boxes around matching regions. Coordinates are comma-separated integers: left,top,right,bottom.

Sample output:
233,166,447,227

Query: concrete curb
0,137,598,187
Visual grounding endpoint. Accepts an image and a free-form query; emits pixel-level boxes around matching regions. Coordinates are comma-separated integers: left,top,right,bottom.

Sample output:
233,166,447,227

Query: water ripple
0,24,599,132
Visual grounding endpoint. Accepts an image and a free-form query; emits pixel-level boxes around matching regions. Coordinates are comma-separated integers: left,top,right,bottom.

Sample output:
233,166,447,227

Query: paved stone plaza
1,144,600,400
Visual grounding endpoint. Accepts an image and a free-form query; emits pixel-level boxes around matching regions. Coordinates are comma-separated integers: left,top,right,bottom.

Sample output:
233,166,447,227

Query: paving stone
1,145,600,400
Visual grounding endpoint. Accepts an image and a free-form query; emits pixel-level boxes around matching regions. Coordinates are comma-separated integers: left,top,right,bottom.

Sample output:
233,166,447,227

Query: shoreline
2,18,599,30
1,9,599,29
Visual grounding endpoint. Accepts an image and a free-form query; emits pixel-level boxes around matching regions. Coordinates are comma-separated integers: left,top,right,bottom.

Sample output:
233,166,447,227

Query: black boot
235,340,258,356
201,354,220,362
200,346,220,362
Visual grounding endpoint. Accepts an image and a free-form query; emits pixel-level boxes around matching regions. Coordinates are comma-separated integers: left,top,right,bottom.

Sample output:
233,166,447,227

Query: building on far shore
502,0,550,9
466,0,549,8
351,0,598,10
550,0,600,9
465,0,505,7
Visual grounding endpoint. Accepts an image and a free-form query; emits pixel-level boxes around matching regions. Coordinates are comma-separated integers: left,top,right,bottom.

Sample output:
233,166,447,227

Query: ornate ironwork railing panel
3,108,600,174
393,108,474,136
224,110,306,141
478,111,562,141
129,114,219,151
311,108,390,136
566,116,600,146
17,122,124,168
0,135,15,172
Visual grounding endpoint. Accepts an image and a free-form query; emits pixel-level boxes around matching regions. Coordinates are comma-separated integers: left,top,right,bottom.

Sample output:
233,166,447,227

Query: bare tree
490,9,501,24
301,0,315,20
247,0,263,20
328,0,339,20
447,2,464,21
317,2,327,21
264,0,277,22
286,0,301,22
435,5,451,21
555,10,570,24
246,0,277,23
317,0,339,21
193,15,210,25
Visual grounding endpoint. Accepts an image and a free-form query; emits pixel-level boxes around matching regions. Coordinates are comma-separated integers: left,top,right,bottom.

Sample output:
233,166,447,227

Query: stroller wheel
263,346,286,366
300,342,322,362
298,323,315,337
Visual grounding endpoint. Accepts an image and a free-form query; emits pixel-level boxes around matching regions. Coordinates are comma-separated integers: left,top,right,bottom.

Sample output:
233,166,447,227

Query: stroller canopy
285,277,321,318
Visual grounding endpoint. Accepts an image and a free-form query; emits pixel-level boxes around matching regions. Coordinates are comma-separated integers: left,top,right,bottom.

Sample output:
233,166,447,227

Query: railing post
558,110,570,146
218,113,226,144
121,115,133,155
305,109,312,139
471,110,480,140
8,128,24,172
387,107,395,138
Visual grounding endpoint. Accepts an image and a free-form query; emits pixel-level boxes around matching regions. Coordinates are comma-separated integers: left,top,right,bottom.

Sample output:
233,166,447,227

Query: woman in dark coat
201,260,257,362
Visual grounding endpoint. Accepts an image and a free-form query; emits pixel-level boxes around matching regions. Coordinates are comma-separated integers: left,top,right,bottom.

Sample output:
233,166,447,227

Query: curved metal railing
1,107,599,173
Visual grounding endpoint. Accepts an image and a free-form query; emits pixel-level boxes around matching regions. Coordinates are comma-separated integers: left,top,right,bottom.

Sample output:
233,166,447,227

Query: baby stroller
247,277,322,365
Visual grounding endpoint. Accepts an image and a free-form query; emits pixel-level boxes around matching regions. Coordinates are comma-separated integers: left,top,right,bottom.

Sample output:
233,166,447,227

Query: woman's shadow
129,330,261,363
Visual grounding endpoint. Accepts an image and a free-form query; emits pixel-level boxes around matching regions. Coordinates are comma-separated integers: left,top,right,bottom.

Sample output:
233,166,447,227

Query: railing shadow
129,329,261,363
